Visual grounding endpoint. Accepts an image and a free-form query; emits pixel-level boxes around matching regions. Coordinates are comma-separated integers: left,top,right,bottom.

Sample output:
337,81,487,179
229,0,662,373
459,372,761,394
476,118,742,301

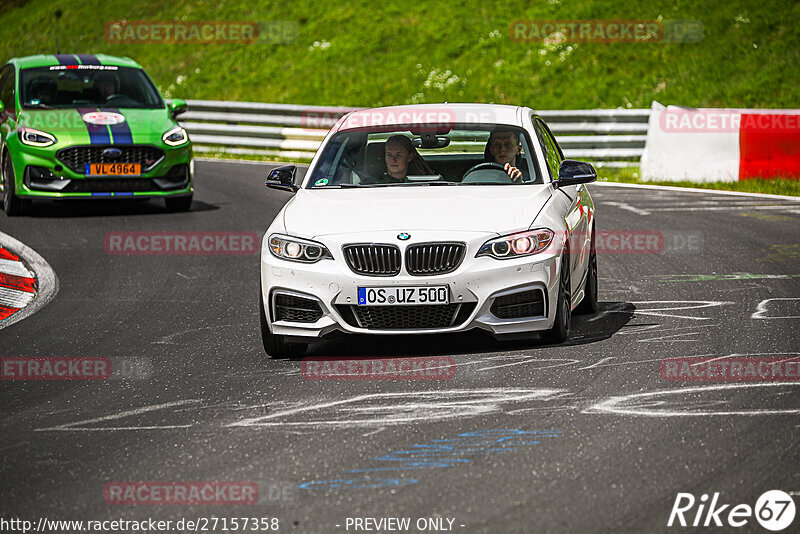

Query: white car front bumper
260,230,562,340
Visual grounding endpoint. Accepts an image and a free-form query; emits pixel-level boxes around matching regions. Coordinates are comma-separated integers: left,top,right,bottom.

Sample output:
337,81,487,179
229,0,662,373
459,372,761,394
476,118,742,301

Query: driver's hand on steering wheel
504,163,522,182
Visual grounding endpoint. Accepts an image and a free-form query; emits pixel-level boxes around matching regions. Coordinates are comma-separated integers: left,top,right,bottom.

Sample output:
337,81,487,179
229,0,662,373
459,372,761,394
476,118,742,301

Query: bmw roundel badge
397,233,411,240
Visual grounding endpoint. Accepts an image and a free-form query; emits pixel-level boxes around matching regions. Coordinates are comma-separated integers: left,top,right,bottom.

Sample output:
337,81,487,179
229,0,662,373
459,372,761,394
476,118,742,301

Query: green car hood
17,107,177,147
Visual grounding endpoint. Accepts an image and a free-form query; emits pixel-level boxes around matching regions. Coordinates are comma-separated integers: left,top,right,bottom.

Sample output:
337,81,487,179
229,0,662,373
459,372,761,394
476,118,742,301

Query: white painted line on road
594,181,800,202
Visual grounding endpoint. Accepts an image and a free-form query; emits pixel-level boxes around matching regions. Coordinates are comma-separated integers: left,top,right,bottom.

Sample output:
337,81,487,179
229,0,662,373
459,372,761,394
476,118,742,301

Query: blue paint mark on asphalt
298,428,561,490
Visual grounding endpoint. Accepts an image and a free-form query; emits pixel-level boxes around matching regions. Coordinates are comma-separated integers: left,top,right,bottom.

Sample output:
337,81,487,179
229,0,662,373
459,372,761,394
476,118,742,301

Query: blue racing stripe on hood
55,54,80,65
76,108,111,146
101,108,133,144
76,54,101,65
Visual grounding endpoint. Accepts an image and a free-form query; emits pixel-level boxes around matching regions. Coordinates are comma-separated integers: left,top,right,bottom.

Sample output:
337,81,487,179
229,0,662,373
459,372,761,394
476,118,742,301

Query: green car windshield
19,66,163,109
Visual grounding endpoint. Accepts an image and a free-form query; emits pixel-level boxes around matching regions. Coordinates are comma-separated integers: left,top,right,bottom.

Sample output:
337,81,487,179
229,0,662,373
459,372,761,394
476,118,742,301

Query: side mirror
168,98,187,119
265,165,299,192
555,159,597,187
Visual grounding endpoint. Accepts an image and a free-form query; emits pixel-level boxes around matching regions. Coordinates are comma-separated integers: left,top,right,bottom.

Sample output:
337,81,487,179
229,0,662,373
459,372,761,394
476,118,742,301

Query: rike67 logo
668,490,795,531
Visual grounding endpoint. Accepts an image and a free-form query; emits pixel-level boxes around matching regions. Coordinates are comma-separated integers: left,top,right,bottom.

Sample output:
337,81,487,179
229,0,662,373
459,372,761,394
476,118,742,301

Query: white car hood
283,186,554,237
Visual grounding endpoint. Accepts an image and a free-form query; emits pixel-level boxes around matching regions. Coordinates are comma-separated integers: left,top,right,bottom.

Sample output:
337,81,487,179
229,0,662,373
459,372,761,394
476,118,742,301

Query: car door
534,117,590,298
0,65,12,154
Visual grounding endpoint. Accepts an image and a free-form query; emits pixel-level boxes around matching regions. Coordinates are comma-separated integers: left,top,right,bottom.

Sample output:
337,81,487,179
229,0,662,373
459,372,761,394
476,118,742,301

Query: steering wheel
461,162,512,184
340,156,378,184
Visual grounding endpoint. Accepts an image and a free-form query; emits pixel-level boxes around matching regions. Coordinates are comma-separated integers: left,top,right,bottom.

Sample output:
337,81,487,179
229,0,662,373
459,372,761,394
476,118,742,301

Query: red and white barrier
641,102,800,182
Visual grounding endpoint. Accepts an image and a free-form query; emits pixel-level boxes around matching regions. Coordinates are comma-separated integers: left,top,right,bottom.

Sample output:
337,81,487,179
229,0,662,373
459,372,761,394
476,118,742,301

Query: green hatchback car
0,53,193,215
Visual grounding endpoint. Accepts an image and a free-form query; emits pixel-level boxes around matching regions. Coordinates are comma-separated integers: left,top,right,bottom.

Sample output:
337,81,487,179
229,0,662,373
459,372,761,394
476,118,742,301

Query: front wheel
259,287,307,358
3,154,30,216
543,251,572,344
575,228,598,315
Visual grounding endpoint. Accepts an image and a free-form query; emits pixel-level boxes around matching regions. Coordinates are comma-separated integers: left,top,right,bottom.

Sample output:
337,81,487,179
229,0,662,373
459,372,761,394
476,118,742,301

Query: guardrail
180,99,648,167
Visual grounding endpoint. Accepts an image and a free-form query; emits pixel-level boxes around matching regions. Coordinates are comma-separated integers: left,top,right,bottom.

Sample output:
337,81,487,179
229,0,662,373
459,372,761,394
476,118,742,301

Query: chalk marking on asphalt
226,389,564,428
636,331,701,343
35,399,203,432
476,358,580,372
588,302,631,322
577,357,615,370
629,300,733,320
0,231,59,329
153,323,241,344
603,201,651,216
362,428,386,437
585,382,800,417
751,298,800,320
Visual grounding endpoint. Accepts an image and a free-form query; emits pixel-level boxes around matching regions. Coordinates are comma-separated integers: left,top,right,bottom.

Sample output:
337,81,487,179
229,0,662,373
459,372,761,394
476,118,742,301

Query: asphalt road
1,159,799,533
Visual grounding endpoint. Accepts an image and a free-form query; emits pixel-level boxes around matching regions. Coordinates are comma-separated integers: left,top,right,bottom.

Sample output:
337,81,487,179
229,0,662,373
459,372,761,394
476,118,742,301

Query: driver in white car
486,130,525,182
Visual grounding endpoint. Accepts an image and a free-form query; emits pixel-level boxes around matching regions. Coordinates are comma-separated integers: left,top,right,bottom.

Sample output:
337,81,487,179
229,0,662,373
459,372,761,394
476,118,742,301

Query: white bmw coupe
259,104,597,356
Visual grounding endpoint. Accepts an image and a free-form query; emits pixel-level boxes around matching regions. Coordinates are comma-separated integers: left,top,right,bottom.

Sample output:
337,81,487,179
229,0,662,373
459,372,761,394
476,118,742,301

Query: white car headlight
477,229,554,259
269,234,333,263
162,126,188,146
19,127,56,147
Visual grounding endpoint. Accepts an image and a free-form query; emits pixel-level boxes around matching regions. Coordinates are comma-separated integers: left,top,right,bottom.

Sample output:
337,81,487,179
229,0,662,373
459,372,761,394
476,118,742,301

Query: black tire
3,153,30,216
259,288,307,358
164,195,193,212
575,227,598,315
543,251,572,344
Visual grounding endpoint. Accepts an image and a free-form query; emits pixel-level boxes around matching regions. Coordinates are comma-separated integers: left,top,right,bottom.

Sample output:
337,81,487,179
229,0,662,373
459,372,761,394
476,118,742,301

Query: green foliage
1,0,797,108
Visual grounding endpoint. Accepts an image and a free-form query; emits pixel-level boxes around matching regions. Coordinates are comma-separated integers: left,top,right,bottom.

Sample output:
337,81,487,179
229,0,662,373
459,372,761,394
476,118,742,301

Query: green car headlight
19,127,56,147
477,229,555,259
162,126,188,146
269,234,333,263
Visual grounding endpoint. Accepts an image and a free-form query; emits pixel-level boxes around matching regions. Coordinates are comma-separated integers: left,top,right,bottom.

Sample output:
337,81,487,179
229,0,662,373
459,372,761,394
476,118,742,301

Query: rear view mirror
555,159,597,187
413,133,450,149
265,165,299,192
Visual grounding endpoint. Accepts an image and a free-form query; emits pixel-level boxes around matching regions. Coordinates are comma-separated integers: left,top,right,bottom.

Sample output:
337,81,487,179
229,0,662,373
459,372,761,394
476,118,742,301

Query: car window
19,66,163,109
306,124,542,188
534,118,562,180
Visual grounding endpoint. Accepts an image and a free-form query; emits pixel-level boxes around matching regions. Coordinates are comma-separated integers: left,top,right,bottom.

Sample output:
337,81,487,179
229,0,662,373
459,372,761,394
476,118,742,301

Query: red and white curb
0,232,59,328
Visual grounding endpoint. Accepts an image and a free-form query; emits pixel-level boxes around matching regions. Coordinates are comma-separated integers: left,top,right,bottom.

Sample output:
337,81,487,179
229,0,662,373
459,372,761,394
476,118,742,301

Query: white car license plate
357,286,449,306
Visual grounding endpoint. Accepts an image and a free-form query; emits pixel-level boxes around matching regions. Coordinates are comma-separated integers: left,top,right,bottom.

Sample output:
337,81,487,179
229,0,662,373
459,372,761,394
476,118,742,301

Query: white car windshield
307,125,542,188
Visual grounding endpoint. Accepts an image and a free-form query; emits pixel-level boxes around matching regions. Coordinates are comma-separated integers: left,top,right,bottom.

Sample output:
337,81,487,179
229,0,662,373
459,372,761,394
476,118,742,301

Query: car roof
332,103,527,132
8,54,143,69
